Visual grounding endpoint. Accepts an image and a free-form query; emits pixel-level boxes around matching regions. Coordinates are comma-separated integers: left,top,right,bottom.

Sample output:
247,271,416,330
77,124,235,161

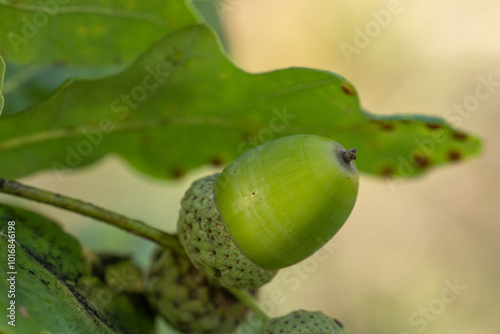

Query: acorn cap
145,246,250,333
177,174,278,289
215,134,359,270
259,310,348,334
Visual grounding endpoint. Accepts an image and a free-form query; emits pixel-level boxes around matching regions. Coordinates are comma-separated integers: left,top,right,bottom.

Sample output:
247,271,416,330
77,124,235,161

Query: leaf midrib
0,77,342,151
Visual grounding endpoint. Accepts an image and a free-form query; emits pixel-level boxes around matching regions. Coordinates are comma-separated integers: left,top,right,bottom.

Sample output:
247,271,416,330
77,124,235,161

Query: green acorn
178,134,359,289
258,310,348,334
145,246,250,334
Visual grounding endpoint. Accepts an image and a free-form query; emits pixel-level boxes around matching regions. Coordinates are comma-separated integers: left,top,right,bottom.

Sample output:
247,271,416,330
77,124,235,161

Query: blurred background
1,0,499,333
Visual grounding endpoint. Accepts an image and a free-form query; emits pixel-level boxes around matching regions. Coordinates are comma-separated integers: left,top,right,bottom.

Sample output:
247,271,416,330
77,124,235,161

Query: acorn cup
178,134,359,289
258,310,348,334
145,246,251,334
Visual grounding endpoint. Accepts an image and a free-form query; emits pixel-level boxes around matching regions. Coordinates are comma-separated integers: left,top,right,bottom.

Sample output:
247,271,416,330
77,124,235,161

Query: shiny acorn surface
214,134,359,270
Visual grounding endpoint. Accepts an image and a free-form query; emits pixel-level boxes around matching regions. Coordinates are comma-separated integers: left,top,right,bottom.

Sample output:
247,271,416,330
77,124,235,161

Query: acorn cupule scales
146,246,250,333
178,134,358,288
259,310,348,334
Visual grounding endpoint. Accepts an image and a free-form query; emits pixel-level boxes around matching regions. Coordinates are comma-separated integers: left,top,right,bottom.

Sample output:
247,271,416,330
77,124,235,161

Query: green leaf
0,55,4,115
0,0,199,115
0,203,88,282
0,204,154,334
0,24,481,180
1,61,126,115
0,0,198,66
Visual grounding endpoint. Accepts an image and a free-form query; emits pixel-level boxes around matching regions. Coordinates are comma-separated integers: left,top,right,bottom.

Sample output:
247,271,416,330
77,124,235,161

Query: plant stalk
0,177,184,253
229,288,271,322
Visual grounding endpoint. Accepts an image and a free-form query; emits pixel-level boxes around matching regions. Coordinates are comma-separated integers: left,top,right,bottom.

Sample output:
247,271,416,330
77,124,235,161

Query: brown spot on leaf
369,118,394,130
410,152,429,167
171,168,185,179
381,167,394,178
210,156,224,166
448,150,461,161
399,119,412,124
380,123,394,131
341,82,355,96
452,132,468,141
426,123,441,130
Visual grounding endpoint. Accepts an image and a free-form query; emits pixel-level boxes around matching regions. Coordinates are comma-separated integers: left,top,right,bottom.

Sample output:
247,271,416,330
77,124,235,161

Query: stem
0,177,184,253
229,289,270,322
342,147,358,163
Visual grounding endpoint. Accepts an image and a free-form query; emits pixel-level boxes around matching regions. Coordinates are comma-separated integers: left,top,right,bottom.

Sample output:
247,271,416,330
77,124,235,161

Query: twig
229,288,271,322
0,177,184,253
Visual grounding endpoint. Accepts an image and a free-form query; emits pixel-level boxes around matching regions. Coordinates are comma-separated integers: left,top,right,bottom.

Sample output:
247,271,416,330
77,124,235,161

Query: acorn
145,245,250,334
178,134,359,289
258,310,348,334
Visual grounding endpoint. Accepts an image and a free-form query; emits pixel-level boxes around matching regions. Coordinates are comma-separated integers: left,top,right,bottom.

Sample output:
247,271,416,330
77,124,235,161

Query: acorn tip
342,147,358,163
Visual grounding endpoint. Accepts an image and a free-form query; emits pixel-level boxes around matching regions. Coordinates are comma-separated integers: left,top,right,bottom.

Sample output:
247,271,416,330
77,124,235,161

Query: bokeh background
1,0,499,333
